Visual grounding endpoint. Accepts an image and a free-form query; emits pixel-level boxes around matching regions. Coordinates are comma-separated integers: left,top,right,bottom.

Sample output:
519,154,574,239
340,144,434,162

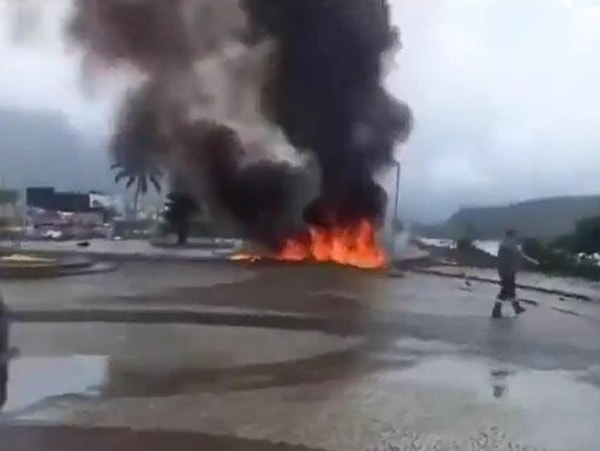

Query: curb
409,268,596,302
2,249,233,264
0,262,119,280
8,309,362,337
0,245,235,264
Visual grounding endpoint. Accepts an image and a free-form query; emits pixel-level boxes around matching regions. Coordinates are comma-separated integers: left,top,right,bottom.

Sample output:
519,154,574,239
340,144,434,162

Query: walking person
492,229,529,318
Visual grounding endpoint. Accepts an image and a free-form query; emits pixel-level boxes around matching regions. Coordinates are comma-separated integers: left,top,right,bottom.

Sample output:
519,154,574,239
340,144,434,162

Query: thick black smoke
244,0,412,227
69,0,412,245
110,81,166,168
176,121,313,245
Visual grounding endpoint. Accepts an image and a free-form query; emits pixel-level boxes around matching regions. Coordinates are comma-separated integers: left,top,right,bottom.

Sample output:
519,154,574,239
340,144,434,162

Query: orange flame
233,219,387,269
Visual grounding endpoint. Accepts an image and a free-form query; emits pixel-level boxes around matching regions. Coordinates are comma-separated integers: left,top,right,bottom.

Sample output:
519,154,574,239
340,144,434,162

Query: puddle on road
3,342,600,450
380,356,600,450
1,346,366,420
393,337,467,354
2,356,107,419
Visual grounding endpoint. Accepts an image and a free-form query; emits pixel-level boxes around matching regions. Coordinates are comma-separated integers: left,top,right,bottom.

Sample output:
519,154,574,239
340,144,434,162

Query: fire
232,219,387,269
230,254,261,263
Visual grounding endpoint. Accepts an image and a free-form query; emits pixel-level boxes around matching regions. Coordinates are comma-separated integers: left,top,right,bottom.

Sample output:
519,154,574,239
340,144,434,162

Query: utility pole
391,160,402,259
393,160,401,232
385,159,404,276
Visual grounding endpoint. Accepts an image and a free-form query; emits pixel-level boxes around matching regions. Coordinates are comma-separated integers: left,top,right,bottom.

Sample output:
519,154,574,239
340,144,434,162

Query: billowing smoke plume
69,0,412,246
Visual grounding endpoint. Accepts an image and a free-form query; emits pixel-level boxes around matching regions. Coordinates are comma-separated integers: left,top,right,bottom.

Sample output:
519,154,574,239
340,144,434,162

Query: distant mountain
416,196,600,240
0,108,114,193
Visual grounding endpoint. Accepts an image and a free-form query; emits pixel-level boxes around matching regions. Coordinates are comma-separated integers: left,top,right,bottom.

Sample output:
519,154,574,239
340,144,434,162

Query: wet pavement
2,262,600,450
422,266,600,302
0,239,240,261
0,425,329,451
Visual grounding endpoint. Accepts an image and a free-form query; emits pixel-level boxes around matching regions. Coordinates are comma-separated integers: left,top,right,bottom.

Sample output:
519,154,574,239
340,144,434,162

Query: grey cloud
1,0,600,224
389,0,600,222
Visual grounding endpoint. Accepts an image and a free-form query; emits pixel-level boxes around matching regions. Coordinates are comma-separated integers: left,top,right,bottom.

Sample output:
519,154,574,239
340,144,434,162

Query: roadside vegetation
523,216,600,281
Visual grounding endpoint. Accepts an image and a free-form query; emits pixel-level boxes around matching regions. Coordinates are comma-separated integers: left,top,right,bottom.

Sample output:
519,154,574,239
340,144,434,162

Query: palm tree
110,81,165,218
111,162,163,218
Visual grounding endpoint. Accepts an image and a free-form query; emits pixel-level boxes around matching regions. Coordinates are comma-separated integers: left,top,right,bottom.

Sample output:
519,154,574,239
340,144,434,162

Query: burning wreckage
70,0,413,269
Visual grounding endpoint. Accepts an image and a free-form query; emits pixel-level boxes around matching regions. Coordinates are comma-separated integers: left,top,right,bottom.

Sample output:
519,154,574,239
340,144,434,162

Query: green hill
416,196,600,240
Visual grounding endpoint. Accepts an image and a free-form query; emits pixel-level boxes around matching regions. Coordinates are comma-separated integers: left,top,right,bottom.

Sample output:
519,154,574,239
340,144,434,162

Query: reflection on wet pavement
3,324,365,419
0,425,330,451
1,356,106,419
9,351,600,450
1,261,258,310
490,369,514,399
3,262,600,450
1,348,413,419
3,326,600,450
109,265,373,317
378,357,600,450
100,348,379,398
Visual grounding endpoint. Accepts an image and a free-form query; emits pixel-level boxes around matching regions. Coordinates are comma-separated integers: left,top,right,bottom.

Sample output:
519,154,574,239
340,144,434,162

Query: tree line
522,215,600,280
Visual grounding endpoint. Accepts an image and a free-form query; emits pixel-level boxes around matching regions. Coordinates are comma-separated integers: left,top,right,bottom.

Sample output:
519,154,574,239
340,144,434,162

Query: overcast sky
1,0,599,222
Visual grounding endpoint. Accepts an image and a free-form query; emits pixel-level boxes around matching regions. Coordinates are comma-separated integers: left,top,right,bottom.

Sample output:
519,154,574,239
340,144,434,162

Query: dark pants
497,272,516,300
493,272,524,317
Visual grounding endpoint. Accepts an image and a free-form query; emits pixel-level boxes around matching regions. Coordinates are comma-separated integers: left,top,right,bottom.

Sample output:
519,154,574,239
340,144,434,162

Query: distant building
25,188,123,214
25,187,93,213
26,187,91,212
25,187,127,232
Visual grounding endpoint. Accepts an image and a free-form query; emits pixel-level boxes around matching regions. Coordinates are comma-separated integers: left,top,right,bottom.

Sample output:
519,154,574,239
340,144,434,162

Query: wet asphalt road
0,425,329,451
2,262,600,450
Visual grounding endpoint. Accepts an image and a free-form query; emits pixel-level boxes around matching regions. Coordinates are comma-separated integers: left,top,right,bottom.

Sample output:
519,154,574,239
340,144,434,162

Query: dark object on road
0,295,9,409
462,277,473,291
493,294,527,319
513,303,526,315
492,302,526,319
77,241,90,248
519,298,539,306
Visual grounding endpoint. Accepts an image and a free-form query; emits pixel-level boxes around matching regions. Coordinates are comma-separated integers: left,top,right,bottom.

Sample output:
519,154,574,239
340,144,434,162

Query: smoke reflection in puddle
3,356,107,417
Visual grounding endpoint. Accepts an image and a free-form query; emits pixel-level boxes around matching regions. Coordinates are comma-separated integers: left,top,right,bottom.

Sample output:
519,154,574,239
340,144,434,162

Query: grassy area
523,239,600,281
